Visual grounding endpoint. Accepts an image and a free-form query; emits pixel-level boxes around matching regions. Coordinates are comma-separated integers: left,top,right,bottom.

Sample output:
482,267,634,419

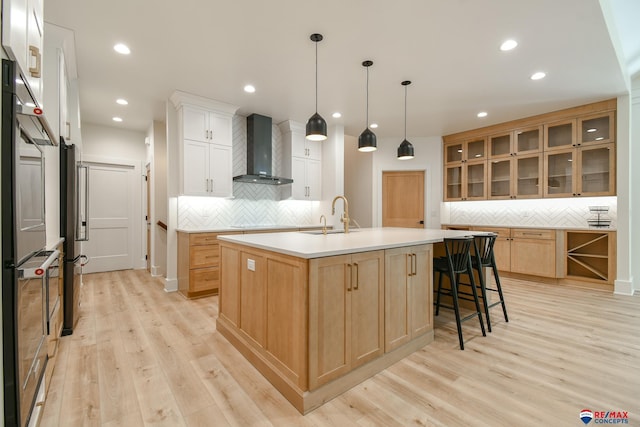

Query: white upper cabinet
279,120,323,201
170,91,238,197
3,0,45,106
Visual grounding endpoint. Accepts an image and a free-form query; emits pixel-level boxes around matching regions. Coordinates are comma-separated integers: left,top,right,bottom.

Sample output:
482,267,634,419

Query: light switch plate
247,259,255,271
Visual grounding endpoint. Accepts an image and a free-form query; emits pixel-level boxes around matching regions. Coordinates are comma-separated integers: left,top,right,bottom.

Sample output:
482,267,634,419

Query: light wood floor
40,270,640,426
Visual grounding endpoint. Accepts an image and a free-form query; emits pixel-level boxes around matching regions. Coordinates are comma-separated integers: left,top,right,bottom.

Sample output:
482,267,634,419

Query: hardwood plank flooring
40,270,640,426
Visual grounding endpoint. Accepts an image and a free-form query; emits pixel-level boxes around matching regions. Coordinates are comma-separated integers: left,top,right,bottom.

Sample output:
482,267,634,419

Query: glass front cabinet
444,100,616,202
444,138,487,201
544,143,615,197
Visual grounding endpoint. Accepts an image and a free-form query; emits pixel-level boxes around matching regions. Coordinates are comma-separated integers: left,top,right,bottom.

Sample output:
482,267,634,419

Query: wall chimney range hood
233,113,293,185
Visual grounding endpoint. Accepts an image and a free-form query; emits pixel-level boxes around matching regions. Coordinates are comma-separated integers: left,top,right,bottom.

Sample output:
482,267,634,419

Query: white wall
82,123,147,269
146,121,167,277
371,136,443,228
344,134,373,227
320,125,346,229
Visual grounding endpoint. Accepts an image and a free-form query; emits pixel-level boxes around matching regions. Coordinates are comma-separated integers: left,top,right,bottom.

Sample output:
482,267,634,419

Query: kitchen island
216,227,475,413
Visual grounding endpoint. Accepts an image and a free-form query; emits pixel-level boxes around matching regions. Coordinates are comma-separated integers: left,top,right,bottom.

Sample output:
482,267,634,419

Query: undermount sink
302,229,359,235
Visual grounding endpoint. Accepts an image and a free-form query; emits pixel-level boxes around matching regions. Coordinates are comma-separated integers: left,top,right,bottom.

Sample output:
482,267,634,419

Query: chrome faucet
331,195,350,233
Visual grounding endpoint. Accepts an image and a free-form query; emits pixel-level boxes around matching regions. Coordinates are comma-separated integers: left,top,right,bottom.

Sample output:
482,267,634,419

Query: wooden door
382,170,424,228
350,251,384,368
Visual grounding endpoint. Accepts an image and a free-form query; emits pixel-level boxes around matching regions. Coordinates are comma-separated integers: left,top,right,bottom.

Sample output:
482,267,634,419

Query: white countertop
217,227,482,259
445,224,617,232
176,224,323,234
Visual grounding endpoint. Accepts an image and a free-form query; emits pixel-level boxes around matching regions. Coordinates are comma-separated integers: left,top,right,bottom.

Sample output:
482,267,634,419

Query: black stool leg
449,271,465,350
467,259,486,337
491,257,509,322
435,270,444,316
475,262,492,332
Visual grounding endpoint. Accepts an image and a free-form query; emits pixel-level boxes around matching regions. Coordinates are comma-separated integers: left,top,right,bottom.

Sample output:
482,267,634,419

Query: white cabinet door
183,140,210,196
26,0,44,106
183,106,209,143
307,139,322,161
307,159,322,200
211,113,232,147
291,132,307,158
209,144,233,197
2,0,29,81
291,157,307,200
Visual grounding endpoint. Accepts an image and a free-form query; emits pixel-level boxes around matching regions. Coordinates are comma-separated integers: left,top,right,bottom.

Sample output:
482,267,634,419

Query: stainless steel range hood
233,114,293,185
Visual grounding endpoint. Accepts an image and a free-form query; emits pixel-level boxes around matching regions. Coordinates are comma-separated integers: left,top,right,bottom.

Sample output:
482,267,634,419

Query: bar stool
434,236,486,350
471,233,509,332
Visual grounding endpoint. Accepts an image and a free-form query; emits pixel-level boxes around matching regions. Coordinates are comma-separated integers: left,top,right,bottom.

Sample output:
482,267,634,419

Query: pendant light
358,60,377,152
397,80,415,160
306,33,327,141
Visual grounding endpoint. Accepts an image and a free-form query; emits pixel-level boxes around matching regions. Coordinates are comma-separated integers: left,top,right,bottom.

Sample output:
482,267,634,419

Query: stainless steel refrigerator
59,142,88,335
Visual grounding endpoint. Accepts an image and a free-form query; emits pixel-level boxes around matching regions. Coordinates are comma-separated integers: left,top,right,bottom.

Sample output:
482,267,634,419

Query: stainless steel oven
2,59,57,426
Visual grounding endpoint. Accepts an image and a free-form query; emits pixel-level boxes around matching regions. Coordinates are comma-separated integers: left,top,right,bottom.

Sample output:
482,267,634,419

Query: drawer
190,267,219,293
190,233,219,246
473,227,511,238
190,245,219,268
511,229,555,240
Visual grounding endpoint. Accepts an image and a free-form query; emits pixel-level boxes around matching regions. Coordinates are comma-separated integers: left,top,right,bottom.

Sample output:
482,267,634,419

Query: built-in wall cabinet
170,92,238,198
443,100,616,201
279,121,323,201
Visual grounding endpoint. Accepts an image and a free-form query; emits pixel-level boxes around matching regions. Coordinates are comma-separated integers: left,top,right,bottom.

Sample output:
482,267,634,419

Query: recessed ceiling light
243,85,256,93
530,71,546,80
116,98,128,105
112,117,123,122
587,128,597,132
332,112,342,118
477,111,488,118
370,123,378,129
500,39,518,51
114,43,131,55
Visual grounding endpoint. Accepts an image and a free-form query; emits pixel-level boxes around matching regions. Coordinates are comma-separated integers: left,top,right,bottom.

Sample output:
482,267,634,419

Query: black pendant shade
397,139,415,159
398,80,415,160
358,60,377,152
306,112,327,141
306,33,327,141
358,128,377,152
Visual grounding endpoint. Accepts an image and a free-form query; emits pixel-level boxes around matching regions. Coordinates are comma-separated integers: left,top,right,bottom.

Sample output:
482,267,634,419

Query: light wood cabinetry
308,251,384,389
177,231,241,298
510,229,556,278
444,100,616,201
170,92,238,197
444,138,488,201
280,121,322,200
565,230,616,285
384,245,433,352
217,239,434,414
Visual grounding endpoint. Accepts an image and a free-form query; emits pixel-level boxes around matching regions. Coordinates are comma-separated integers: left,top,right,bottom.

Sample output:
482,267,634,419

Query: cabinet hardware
412,253,417,276
29,46,41,78
353,263,359,290
346,264,353,291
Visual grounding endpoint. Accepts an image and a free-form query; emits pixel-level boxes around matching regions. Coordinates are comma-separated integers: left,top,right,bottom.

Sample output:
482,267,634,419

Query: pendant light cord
404,84,407,139
315,41,318,113
366,66,369,128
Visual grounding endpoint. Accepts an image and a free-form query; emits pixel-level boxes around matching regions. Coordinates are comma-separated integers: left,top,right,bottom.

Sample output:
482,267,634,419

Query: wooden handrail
157,220,167,231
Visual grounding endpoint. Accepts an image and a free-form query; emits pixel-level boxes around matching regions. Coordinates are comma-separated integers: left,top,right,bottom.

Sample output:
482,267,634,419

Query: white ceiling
43,0,637,139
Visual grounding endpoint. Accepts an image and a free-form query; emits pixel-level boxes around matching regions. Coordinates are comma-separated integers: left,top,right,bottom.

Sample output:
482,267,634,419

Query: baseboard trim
614,278,634,295
164,277,178,292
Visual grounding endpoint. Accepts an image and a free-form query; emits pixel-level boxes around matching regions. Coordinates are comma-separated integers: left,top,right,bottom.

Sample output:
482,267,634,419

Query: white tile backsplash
442,197,617,228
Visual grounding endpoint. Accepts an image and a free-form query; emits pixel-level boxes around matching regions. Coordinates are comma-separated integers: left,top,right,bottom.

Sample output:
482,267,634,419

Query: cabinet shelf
565,231,614,285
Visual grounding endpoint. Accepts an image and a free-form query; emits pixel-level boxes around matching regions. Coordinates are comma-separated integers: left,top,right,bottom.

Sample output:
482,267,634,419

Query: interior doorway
382,170,425,228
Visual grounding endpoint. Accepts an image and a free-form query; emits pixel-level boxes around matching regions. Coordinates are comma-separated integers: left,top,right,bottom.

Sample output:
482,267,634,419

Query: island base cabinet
308,251,384,390
384,245,433,352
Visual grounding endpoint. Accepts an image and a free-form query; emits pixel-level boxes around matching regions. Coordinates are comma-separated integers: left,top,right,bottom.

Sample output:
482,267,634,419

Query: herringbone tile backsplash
443,196,617,228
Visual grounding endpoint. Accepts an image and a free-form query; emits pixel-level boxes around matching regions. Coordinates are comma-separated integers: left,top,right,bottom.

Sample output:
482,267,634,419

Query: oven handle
76,163,90,242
